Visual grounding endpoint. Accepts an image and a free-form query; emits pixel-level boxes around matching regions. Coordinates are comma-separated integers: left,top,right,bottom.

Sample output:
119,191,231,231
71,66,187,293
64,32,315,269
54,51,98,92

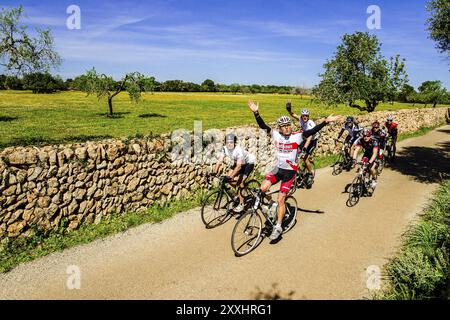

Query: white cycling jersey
220,145,256,166
271,130,303,171
300,119,318,140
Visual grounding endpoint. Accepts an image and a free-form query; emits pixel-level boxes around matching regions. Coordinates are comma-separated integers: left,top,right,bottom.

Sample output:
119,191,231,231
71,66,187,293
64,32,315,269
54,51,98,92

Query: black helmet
346,116,354,123
226,133,237,144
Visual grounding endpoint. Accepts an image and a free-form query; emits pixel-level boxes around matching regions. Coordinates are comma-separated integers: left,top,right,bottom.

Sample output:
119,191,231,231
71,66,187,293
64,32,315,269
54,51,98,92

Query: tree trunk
108,96,113,117
433,102,437,108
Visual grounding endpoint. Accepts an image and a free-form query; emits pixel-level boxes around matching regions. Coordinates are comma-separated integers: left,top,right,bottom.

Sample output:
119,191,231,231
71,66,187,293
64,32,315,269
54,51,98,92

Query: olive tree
0,5,61,75
81,68,145,117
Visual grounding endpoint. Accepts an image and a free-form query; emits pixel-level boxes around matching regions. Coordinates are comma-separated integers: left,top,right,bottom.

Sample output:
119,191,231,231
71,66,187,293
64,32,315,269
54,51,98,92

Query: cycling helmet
387,115,394,121
372,121,380,128
301,109,310,116
225,133,237,144
362,128,372,137
277,116,292,126
346,116,354,123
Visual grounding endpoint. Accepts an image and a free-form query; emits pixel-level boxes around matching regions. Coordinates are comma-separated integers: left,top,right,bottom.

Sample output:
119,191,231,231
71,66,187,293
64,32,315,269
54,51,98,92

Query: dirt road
1,126,449,300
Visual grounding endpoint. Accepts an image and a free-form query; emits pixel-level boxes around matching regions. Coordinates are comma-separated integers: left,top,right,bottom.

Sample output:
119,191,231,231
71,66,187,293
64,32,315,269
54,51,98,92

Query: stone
28,166,43,181
74,188,86,201
75,181,85,188
124,163,135,175
37,196,51,208
52,192,61,204
68,199,79,214
107,145,120,161
47,178,59,188
93,189,103,200
97,161,107,170
160,182,174,195
75,147,87,160
3,185,16,196
23,209,34,222
48,150,57,165
7,221,26,237
77,172,87,181
127,177,140,192
63,192,72,204
132,144,141,155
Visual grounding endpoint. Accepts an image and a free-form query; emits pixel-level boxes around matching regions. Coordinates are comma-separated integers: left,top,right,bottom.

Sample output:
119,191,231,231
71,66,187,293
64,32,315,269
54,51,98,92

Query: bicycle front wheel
231,211,263,257
332,153,344,176
347,176,363,207
201,190,233,229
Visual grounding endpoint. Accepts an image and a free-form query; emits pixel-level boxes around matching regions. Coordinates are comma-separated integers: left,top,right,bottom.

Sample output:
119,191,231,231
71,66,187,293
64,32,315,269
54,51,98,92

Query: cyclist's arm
213,154,225,174
303,135,312,150
369,147,378,164
303,121,326,139
336,128,344,139
229,161,244,178
254,112,272,135
289,111,300,121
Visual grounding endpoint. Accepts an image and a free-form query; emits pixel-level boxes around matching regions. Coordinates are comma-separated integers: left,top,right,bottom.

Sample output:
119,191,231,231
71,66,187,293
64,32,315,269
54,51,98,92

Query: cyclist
370,121,387,160
286,101,317,187
336,116,362,167
384,115,399,160
213,133,256,213
352,129,379,190
248,99,341,240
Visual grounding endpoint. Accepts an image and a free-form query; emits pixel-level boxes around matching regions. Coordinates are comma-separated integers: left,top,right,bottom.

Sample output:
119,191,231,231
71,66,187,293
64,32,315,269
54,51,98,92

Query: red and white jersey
271,130,303,170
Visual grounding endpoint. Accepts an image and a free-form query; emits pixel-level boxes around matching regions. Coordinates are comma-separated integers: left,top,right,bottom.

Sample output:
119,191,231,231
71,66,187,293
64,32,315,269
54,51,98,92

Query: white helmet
387,115,394,121
277,116,292,126
301,109,310,116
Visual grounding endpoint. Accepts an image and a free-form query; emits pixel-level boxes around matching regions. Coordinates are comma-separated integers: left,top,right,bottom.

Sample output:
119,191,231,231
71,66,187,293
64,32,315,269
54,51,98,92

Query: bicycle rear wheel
231,211,263,257
347,176,363,207
200,190,233,228
282,196,298,234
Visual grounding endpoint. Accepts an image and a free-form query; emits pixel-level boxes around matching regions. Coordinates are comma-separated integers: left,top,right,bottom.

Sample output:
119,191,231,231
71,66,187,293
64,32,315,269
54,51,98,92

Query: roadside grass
1,90,448,150
375,180,450,300
0,123,446,273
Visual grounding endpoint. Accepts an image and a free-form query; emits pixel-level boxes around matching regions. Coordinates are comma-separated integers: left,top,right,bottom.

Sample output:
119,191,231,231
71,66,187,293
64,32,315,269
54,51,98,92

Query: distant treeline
0,73,310,95
1,73,449,106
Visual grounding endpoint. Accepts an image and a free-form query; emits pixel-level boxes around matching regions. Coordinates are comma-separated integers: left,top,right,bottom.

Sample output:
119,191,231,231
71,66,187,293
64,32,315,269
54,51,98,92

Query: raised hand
286,100,292,113
248,100,259,113
325,114,343,124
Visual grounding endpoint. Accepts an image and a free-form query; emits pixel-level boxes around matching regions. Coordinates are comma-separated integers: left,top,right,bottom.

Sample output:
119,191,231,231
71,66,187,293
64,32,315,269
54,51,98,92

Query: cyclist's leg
277,170,296,223
304,139,317,174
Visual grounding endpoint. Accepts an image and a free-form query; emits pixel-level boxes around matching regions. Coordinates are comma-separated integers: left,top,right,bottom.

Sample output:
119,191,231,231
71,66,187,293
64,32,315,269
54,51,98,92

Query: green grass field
0,90,448,150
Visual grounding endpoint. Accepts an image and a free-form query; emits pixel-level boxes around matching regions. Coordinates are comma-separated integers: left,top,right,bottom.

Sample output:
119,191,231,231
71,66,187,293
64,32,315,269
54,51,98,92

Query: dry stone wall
0,107,447,238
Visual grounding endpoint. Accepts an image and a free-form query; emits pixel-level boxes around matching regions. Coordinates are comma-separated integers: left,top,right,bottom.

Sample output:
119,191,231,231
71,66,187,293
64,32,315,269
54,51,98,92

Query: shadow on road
389,141,450,183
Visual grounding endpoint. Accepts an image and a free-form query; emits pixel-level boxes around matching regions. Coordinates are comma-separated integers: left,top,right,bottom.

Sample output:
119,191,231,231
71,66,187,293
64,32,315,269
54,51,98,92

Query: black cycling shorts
234,163,255,177
300,139,318,156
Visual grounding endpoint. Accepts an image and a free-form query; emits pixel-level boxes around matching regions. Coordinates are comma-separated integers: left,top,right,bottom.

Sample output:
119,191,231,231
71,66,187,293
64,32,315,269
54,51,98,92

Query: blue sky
2,0,449,88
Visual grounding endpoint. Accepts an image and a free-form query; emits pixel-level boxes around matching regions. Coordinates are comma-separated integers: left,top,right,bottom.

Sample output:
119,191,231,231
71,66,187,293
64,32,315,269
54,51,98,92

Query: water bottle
261,204,269,215
268,202,278,221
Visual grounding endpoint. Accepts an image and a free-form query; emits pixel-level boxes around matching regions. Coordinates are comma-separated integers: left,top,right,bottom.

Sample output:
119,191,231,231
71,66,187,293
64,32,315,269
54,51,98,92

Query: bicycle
200,175,261,229
231,164,299,257
346,157,376,207
384,136,396,163
288,158,316,195
332,139,353,176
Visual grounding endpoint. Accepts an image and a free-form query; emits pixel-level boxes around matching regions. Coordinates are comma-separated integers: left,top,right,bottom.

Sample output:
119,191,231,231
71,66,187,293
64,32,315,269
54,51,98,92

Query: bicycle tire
282,196,298,234
347,175,363,207
231,210,263,257
200,190,233,229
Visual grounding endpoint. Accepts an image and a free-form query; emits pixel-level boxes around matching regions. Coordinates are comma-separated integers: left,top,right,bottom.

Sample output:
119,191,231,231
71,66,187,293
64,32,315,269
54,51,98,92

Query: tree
313,32,408,112
426,0,450,60
0,74,6,89
397,84,416,103
4,75,22,89
22,72,65,93
229,83,240,94
81,68,144,117
418,80,448,107
139,76,159,94
0,5,61,75
201,79,216,92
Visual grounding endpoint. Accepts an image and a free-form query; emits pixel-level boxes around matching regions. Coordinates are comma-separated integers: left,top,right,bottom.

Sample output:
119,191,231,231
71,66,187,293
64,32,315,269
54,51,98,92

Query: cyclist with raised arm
384,115,399,161
336,116,362,165
249,100,341,240
352,129,379,190
286,101,317,187
213,133,256,213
